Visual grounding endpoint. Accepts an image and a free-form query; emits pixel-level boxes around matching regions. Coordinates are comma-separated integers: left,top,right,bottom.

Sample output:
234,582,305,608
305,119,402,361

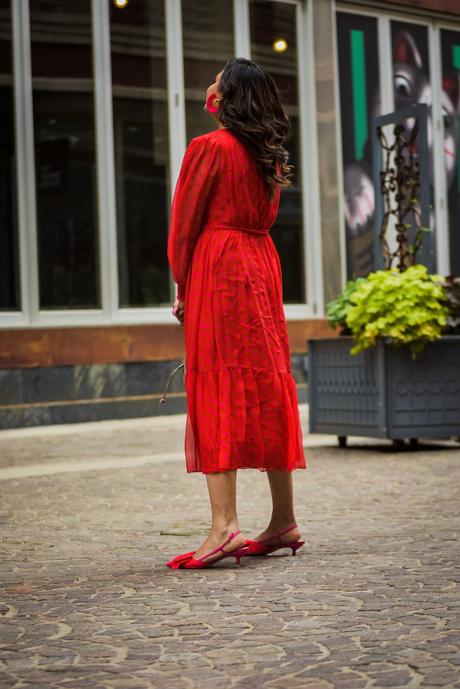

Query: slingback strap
197,530,241,562
260,523,298,545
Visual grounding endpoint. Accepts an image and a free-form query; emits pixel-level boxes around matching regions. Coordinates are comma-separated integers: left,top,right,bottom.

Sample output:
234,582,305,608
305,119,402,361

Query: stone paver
0,404,459,689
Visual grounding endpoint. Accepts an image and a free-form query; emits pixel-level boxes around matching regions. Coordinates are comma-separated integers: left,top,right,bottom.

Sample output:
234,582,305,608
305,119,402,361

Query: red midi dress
167,127,307,474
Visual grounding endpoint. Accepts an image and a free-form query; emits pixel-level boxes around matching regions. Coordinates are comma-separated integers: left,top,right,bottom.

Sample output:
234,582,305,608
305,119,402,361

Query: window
336,13,381,280
181,0,235,142
440,28,460,276
391,20,437,267
250,0,305,303
0,0,20,311
30,0,99,309
336,12,453,278
110,0,170,307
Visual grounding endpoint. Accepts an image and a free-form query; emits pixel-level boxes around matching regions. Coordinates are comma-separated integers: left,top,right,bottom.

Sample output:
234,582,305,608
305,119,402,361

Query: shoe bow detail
166,551,195,568
165,530,247,569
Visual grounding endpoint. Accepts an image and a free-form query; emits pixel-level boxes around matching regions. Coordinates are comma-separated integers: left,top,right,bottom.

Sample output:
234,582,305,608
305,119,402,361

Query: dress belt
201,222,270,236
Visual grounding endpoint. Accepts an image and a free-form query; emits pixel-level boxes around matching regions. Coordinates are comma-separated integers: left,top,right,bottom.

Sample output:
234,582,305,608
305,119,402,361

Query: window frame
247,0,322,317
1,0,320,326
334,1,459,288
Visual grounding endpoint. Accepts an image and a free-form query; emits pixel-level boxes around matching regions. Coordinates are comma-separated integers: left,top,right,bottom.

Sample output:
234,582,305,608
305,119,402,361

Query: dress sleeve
167,136,221,301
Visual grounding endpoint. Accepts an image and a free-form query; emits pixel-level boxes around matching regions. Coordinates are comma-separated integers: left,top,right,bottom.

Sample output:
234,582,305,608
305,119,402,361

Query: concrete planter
307,335,460,448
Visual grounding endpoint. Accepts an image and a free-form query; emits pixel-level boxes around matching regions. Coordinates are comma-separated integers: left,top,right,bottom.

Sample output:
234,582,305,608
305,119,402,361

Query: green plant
343,264,450,359
326,276,367,330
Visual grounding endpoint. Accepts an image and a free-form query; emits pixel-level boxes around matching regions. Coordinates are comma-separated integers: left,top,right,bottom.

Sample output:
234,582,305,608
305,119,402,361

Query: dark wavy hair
217,57,294,201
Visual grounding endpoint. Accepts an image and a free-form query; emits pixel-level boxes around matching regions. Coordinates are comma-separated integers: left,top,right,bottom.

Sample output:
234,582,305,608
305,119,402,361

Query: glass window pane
391,20,437,269
182,0,234,142
250,0,305,304
392,21,431,109
30,0,99,309
440,28,460,276
0,0,20,311
110,0,169,307
336,13,381,280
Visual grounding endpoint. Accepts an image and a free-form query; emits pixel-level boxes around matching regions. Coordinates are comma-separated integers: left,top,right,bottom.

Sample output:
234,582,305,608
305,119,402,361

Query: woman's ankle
268,516,297,531
211,520,240,538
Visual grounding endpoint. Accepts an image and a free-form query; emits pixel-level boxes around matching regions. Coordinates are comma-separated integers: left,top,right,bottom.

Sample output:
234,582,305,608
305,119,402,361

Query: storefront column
311,0,344,305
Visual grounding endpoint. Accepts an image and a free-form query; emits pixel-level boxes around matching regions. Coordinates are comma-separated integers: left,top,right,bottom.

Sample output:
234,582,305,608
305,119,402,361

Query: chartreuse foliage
326,276,367,329
327,265,450,360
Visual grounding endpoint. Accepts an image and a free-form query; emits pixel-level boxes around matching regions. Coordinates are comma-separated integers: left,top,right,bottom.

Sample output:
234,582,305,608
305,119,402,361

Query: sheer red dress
167,128,307,474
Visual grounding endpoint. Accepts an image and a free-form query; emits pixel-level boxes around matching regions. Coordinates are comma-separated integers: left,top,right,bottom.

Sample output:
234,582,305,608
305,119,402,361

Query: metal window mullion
299,0,322,314
92,0,119,321
12,0,38,324
377,14,397,262
165,0,186,302
429,23,450,276
234,0,251,58
331,0,347,294
166,0,186,186
378,16,395,129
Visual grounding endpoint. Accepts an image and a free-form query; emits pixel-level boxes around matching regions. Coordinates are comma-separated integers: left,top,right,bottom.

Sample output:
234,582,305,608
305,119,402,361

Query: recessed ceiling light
273,38,288,53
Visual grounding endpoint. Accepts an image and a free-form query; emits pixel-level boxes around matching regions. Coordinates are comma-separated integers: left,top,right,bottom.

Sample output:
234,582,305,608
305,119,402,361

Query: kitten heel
232,548,248,565
290,540,305,555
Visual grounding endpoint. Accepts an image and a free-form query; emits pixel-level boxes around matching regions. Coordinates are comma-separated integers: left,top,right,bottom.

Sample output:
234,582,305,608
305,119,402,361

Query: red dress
167,128,307,474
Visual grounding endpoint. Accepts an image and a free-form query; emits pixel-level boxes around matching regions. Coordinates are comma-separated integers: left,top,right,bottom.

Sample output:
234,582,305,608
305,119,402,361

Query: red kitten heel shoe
166,530,248,569
243,523,305,557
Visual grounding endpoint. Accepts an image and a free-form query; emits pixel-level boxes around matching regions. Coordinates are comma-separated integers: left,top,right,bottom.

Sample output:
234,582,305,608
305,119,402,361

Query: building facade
1,0,459,428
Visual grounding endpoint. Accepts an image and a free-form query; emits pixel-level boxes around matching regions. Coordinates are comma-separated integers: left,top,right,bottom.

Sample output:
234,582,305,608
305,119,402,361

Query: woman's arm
167,136,221,301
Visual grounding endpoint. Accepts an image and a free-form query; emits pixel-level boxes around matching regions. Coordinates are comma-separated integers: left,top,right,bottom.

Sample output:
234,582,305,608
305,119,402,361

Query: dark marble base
0,355,308,429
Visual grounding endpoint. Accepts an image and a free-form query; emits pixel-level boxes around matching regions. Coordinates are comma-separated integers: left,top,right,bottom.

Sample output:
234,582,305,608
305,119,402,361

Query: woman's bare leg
252,470,301,543
191,470,246,561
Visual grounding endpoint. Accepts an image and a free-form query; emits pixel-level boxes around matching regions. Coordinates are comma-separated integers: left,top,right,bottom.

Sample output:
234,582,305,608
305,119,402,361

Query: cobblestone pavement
1,405,460,689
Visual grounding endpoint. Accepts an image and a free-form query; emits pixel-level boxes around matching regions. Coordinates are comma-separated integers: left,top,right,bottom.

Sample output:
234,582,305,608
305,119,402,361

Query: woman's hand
172,298,185,325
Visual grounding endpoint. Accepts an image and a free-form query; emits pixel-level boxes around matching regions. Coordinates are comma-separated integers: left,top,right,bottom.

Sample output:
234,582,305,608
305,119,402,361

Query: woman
166,58,307,570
